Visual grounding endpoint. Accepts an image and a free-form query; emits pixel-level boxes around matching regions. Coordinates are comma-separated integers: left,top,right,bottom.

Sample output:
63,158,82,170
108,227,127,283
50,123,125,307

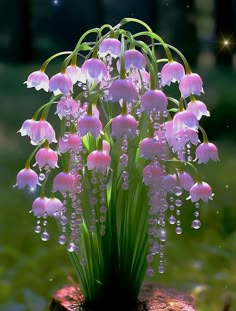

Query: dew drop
67,242,77,252
34,225,41,233
58,234,67,245
146,267,154,277
158,265,165,274
41,231,50,241
173,186,183,196
175,199,182,207
192,219,201,229
39,173,46,181
168,215,176,225
176,226,182,235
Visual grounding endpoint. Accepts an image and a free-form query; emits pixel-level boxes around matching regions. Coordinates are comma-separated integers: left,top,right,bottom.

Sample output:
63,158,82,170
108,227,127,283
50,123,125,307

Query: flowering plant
15,18,218,309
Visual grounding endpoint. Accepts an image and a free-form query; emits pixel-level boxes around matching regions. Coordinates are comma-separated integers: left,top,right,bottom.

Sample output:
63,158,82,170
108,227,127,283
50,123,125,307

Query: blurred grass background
0,0,236,310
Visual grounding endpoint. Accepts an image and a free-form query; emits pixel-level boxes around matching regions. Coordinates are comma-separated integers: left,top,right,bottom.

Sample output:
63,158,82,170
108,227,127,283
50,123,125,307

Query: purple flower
32,197,48,217
187,100,210,120
141,89,168,115
81,58,108,82
98,38,121,58
30,119,57,145
45,197,63,216
195,142,219,164
87,150,111,172
107,79,138,103
77,115,102,138
117,49,146,71
188,181,213,202
35,147,58,168
161,61,185,86
111,114,137,138
24,70,49,92
53,172,76,193
15,167,39,190
179,73,204,98
49,72,73,95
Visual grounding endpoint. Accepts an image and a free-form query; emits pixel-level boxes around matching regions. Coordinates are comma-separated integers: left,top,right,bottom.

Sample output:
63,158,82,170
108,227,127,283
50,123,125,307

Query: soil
49,282,196,311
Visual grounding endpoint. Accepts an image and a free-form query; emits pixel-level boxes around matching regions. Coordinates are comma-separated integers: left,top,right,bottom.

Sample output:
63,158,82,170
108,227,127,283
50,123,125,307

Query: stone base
49,282,196,311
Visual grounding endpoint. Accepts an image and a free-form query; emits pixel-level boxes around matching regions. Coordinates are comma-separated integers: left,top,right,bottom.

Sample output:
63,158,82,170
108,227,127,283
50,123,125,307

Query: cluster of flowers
15,22,218,276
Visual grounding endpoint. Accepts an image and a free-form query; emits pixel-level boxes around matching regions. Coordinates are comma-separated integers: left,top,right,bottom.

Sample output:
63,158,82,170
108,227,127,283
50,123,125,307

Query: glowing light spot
224,40,229,46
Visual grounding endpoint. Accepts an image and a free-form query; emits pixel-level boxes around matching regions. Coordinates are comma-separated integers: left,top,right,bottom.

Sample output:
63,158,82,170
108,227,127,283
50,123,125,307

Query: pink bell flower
161,61,185,86
77,115,102,138
139,137,162,160
49,72,73,95
102,140,110,154
24,70,49,92
30,119,57,145
141,89,168,115
176,171,194,191
15,167,39,190
107,79,138,103
66,65,82,84
179,73,204,98
35,147,58,168
143,164,162,186
117,49,146,71
187,100,210,120
195,142,219,164
58,133,82,153
55,97,79,119
18,119,36,137
81,58,108,82
173,110,199,132
188,181,213,202
53,172,76,193
162,174,176,192
32,197,48,217
45,197,63,216
111,114,137,138
98,38,121,58
87,150,111,172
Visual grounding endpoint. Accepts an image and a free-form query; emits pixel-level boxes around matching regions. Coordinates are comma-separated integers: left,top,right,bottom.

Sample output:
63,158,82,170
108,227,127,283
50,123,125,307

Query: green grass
0,63,236,310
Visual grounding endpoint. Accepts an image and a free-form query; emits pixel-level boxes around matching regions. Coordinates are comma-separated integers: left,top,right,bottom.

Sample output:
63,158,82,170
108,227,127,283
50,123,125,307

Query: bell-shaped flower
173,110,199,132
45,197,63,216
87,150,111,172
81,58,108,82
161,174,176,192
143,164,162,186
30,119,57,145
188,181,213,202
58,133,82,153
24,70,49,92
66,65,82,84
55,96,79,119
18,119,36,137
32,196,48,217
139,137,162,160
175,171,195,191
141,89,168,115
15,167,39,190
98,38,121,58
179,73,204,98
195,142,219,164
35,146,58,168
161,61,185,86
117,49,146,71
187,100,210,120
77,114,102,138
53,172,76,193
111,114,137,138
49,72,73,95
107,79,138,103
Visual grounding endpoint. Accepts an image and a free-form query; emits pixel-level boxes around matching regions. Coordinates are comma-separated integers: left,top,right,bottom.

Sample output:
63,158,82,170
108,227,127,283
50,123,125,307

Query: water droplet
175,199,182,207
34,225,41,233
63,104,72,114
168,215,176,225
192,219,201,229
158,265,165,274
58,234,67,245
173,186,183,196
62,133,69,142
39,173,45,181
176,226,182,235
159,229,166,242
146,267,154,277
67,242,77,252
41,231,50,241
195,202,200,209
